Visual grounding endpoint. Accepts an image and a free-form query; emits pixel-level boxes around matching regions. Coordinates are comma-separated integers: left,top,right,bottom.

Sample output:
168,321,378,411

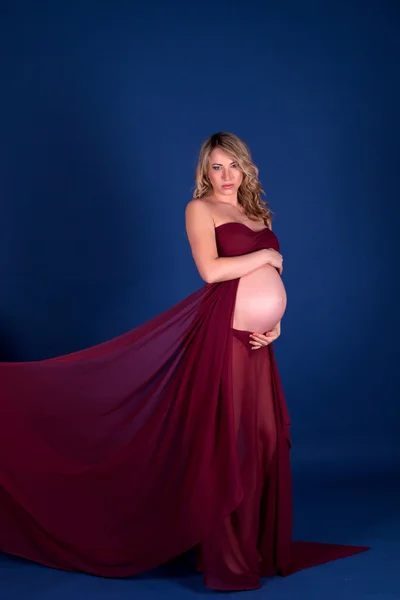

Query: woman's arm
185,200,282,284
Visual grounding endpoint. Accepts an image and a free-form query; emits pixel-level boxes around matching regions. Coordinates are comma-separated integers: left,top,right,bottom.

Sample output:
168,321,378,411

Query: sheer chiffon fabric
0,223,369,590
197,328,281,590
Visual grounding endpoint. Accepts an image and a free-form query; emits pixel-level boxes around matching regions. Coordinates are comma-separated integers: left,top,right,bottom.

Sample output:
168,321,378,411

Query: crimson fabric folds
0,222,369,586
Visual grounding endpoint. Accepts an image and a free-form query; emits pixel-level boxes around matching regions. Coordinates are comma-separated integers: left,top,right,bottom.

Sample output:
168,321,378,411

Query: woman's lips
222,184,234,189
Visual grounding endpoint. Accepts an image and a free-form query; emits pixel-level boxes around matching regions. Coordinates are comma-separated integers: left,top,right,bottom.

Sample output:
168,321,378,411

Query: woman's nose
222,168,232,181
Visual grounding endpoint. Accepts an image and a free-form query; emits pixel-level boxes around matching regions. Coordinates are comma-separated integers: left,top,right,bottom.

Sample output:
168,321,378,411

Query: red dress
0,222,369,590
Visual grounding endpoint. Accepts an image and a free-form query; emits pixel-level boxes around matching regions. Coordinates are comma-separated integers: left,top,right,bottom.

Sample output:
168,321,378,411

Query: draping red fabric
0,222,369,590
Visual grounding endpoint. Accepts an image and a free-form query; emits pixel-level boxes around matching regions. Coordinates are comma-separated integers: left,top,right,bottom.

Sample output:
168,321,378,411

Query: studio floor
1,470,399,599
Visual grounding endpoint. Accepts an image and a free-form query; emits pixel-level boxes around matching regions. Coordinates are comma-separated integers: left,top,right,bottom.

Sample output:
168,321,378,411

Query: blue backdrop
0,1,399,474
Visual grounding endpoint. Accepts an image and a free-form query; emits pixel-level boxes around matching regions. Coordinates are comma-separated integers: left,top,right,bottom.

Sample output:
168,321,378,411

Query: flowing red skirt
197,327,369,590
0,280,369,590
197,327,281,590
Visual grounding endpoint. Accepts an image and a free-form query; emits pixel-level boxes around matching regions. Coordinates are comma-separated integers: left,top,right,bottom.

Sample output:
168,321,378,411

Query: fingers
249,332,271,349
250,341,270,350
250,333,269,342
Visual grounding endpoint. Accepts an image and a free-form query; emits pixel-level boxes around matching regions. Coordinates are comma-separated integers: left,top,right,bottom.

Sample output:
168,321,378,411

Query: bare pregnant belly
232,264,287,333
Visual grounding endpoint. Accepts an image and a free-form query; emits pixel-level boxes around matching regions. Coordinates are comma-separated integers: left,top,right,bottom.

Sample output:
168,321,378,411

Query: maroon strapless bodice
214,222,280,257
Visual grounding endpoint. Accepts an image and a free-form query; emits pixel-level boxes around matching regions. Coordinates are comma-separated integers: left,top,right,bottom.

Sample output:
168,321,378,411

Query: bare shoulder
185,198,215,229
185,198,219,282
186,197,214,217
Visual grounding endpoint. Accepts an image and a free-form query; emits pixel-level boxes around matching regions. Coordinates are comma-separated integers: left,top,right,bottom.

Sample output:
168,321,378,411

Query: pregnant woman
186,133,289,589
0,132,369,591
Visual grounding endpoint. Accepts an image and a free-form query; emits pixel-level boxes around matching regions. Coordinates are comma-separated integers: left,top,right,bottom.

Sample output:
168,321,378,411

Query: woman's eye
212,164,237,171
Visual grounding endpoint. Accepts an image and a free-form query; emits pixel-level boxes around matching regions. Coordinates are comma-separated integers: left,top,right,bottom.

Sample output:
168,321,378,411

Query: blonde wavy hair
193,132,272,226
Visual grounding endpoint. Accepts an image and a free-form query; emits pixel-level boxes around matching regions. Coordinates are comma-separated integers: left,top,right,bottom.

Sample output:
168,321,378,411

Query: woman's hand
264,248,283,275
249,322,281,350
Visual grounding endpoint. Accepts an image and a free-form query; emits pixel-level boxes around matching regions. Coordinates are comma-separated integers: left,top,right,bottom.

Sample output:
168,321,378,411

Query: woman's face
207,147,243,197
